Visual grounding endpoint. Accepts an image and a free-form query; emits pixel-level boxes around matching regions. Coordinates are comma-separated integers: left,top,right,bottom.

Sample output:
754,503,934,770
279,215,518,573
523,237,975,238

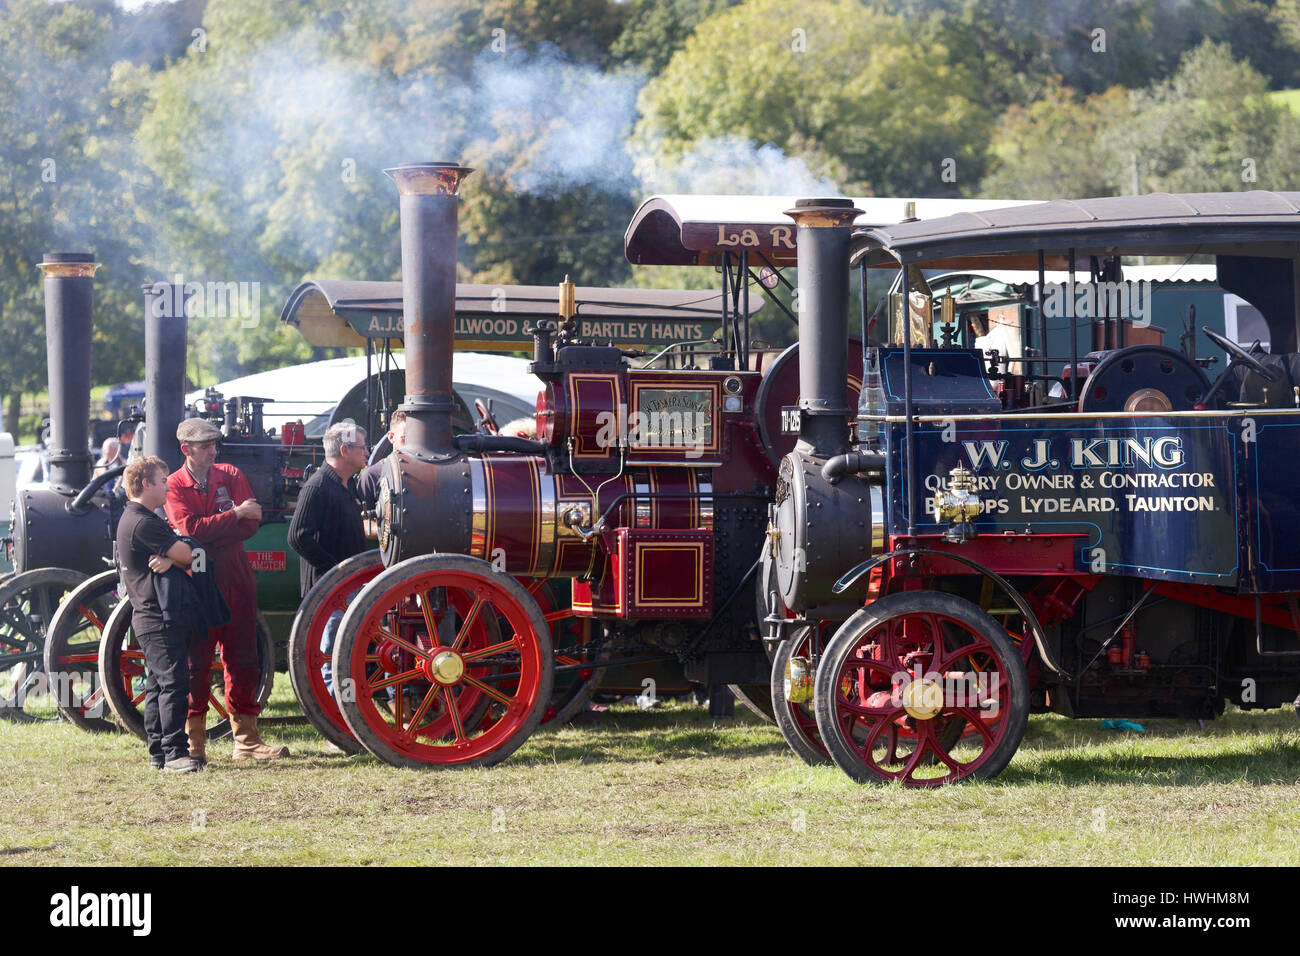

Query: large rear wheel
287,550,385,754
0,568,89,722
333,554,553,769
42,569,121,732
98,603,276,740
813,591,1028,786
529,578,605,726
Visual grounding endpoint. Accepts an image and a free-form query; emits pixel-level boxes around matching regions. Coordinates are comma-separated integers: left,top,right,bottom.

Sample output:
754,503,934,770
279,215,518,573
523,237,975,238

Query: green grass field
1,676,1298,866
1268,88,1300,114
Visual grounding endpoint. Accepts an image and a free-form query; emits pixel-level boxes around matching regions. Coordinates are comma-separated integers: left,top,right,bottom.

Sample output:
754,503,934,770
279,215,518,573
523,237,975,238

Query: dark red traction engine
322,164,804,767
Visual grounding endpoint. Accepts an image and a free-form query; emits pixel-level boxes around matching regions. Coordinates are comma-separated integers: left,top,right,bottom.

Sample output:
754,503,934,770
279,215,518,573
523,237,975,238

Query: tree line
4,0,1300,437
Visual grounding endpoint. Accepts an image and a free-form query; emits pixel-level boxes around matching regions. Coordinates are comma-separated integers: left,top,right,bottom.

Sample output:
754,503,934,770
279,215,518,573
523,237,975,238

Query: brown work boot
186,714,207,767
230,713,289,760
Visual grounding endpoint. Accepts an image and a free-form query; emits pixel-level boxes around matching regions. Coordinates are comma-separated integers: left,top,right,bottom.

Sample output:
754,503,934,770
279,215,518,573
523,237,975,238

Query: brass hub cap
901,678,944,720
428,650,465,685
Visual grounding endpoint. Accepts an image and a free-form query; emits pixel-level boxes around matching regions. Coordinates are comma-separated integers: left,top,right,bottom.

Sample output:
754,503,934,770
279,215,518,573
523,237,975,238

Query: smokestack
384,162,474,456
38,252,98,493
143,282,190,471
784,199,863,458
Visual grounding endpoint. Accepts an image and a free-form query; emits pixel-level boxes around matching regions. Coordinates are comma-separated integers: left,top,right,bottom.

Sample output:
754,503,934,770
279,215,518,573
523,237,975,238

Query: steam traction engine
11,269,303,729
765,190,1300,786
324,163,788,767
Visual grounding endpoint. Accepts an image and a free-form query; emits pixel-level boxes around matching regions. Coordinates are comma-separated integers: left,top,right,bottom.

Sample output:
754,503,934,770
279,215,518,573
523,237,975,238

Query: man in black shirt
356,410,406,511
116,456,201,773
288,422,368,698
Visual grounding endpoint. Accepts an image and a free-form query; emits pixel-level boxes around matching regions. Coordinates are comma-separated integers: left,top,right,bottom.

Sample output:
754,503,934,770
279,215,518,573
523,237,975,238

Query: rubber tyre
771,627,830,765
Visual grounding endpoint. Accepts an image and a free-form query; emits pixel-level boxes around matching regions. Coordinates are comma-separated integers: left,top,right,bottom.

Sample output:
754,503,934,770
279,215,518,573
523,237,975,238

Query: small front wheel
771,626,829,765
813,591,1028,786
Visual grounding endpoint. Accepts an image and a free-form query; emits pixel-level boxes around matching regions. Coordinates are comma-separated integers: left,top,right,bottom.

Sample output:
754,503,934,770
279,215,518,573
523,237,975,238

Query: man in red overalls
165,418,289,761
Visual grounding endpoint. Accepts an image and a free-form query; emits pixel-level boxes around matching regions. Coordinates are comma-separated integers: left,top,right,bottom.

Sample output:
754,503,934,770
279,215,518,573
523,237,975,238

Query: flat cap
176,417,222,443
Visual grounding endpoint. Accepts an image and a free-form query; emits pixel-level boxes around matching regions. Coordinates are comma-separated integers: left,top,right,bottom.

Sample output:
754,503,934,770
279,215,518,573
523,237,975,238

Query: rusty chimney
38,252,98,493
384,162,474,456
142,282,189,471
784,199,863,459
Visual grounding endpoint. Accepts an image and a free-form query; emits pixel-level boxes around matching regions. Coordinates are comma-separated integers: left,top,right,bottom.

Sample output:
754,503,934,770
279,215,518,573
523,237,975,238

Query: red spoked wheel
97,601,275,740
287,550,385,753
333,554,553,769
42,569,121,732
771,625,830,765
813,591,1028,786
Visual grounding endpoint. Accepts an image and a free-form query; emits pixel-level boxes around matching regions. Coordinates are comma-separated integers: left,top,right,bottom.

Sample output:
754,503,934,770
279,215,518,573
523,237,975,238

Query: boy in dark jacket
116,456,202,773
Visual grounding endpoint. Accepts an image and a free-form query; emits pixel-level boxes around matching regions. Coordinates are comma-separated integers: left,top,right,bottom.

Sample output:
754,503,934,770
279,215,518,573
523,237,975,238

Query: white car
185,352,538,439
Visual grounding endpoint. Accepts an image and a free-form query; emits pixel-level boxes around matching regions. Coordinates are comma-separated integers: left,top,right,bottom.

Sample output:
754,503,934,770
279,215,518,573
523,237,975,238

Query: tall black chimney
142,282,189,471
38,252,97,492
384,162,473,456
784,199,862,459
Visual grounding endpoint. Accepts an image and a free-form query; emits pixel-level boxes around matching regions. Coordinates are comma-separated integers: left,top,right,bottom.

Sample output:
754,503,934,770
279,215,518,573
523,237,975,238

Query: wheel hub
426,650,465,685
901,678,943,720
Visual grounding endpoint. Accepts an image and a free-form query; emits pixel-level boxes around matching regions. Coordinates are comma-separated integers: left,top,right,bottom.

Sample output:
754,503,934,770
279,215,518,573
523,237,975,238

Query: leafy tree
882,0,1300,103
634,0,995,197
977,82,1133,199
610,0,737,74
1126,41,1300,192
116,0,209,68
132,0,639,383
0,0,142,434
981,41,1300,199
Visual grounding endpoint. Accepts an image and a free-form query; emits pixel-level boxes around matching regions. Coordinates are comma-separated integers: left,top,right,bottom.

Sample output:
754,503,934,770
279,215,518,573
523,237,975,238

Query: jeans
321,593,397,702
138,627,192,763
321,608,344,699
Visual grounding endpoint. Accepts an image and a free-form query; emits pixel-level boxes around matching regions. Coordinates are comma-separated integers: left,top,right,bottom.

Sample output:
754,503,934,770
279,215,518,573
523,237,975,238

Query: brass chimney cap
783,197,863,229
38,252,99,278
384,162,475,197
